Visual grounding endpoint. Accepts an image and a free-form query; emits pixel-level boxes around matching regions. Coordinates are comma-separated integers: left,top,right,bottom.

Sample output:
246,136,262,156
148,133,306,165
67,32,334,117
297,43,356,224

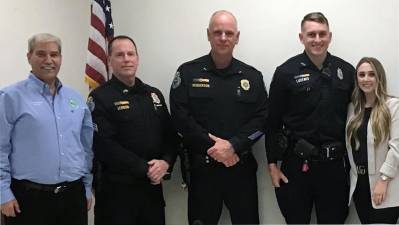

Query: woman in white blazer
346,57,399,224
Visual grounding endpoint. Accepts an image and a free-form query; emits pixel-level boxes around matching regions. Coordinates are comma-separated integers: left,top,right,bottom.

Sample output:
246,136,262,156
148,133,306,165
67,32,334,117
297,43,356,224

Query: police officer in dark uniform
170,10,268,225
89,35,179,225
266,12,355,224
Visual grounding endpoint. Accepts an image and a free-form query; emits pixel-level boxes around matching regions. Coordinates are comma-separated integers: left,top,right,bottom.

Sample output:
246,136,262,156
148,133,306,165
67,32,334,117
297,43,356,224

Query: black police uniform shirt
266,52,355,163
88,76,178,182
170,54,268,157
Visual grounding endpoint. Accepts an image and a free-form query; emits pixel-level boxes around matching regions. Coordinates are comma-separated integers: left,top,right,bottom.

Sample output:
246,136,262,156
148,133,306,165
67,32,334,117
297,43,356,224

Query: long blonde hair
346,57,391,150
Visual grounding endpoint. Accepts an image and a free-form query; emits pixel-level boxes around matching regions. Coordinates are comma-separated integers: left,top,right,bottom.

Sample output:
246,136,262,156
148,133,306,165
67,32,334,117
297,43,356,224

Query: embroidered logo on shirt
294,74,310,83
32,101,43,106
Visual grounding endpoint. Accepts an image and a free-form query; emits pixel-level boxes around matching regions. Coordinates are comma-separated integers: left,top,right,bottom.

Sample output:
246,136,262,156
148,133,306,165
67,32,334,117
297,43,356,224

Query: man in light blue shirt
0,33,93,225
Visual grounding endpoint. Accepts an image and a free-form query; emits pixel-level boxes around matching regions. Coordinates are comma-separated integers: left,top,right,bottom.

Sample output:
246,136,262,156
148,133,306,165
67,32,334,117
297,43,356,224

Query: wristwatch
380,174,391,181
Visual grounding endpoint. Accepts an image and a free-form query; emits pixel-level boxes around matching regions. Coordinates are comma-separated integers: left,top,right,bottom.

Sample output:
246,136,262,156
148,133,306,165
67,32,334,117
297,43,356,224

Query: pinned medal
172,71,181,89
151,92,161,104
240,79,250,91
337,67,344,80
69,99,78,109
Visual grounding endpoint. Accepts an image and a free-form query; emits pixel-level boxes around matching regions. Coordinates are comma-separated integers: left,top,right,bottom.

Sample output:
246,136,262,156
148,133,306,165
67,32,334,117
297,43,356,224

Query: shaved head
208,10,238,30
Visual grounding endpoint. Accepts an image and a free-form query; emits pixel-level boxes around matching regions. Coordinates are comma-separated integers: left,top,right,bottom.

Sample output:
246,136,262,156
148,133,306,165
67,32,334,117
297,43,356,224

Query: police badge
240,79,250,91
172,71,181,89
337,67,344,80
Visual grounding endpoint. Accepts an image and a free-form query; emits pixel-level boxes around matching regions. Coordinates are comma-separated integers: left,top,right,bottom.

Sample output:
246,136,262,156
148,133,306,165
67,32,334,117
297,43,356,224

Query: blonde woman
346,57,399,224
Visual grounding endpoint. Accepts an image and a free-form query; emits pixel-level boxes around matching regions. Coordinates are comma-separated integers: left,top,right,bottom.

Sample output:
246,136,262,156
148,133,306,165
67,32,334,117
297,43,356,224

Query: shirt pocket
64,106,86,148
291,82,320,113
188,87,213,123
332,81,351,103
236,91,257,104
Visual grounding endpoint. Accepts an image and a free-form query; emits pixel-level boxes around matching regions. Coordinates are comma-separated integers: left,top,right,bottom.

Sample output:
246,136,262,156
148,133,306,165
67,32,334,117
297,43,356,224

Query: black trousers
275,155,349,224
94,181,165,225
4,179,87,225
353,173,399,224
188,156,259,225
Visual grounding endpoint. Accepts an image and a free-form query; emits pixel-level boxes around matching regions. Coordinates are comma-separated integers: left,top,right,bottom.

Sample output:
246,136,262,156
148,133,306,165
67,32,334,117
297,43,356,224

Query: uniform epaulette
181,55,208,67
235,59,258,72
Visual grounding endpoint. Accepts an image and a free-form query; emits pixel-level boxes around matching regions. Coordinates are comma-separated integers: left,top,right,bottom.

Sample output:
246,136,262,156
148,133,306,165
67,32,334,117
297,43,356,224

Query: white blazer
346,97,399,209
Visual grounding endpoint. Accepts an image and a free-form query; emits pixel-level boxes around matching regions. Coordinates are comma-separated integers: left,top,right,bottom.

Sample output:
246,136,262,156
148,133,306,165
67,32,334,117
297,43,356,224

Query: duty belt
12,178,82,194
293,140,346,162
313,144,345,161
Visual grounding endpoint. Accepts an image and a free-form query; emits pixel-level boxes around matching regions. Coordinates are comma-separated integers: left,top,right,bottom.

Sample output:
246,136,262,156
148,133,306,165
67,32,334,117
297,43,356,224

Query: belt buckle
54,185,66,194
357,165,367,175
325,147,330,159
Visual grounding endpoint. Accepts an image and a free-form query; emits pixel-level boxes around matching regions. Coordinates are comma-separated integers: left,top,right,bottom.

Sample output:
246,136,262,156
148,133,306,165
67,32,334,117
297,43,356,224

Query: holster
293,138,318,159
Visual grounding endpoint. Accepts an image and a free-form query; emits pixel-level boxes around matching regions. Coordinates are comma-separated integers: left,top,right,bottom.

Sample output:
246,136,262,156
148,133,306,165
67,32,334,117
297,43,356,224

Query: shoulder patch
172,71,181,89
151,92,161,104
87,96,95,112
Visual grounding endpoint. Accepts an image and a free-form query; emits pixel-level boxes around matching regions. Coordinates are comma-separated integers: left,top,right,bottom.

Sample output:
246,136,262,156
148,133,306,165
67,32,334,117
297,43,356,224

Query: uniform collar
28,72,62,95
110,76,147,94
202,53,244,76
300,51,332,71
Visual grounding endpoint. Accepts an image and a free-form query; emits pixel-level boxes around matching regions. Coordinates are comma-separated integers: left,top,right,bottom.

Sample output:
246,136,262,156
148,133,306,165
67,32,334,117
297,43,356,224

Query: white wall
1,0,398,224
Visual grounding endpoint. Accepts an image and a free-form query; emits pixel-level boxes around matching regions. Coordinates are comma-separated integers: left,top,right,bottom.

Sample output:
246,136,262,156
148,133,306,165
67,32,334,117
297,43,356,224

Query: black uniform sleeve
156,89,179,172
228,74,268,154
90,92,149,178
265,67,289,164
169,68,214,155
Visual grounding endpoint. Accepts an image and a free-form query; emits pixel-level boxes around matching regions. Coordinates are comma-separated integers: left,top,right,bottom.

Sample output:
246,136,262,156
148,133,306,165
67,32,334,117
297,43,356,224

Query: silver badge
172,71,181,89
240,79,250,91
337,67,344,80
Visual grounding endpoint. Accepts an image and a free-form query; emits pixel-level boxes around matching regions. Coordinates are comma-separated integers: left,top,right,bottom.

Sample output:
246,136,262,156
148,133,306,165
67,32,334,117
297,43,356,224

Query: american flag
85,0,114,89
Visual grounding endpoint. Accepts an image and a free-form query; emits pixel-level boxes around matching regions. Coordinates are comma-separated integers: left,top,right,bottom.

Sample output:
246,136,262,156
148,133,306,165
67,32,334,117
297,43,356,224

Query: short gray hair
28,33,62,53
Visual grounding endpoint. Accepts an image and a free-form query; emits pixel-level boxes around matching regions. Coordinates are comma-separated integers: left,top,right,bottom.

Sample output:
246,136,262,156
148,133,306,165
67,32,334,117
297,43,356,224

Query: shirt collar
202,53,243,76
300,51,332,70
28,72,63,95
110,76,147,94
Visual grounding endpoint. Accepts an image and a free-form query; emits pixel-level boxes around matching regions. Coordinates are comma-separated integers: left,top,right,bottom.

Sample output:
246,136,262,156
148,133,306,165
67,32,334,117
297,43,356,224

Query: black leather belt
356,165,367,175
292,139,346,162
12,178,82,194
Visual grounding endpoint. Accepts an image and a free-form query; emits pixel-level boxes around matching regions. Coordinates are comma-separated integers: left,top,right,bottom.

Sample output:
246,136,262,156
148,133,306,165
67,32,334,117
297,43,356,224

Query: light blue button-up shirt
0,73,94,204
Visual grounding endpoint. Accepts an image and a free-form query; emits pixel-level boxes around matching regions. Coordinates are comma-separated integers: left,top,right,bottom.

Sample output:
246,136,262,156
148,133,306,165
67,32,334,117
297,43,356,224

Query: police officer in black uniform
89,35,179,225
170,10,268,225
266,12,355,224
